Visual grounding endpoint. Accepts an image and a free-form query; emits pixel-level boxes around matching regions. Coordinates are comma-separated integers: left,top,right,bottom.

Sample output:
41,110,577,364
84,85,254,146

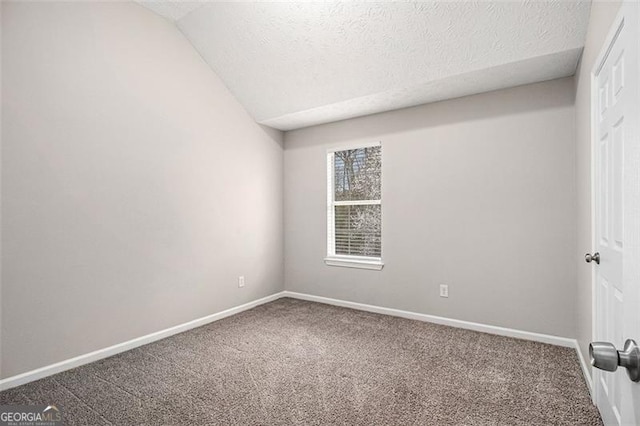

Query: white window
325,142,383,270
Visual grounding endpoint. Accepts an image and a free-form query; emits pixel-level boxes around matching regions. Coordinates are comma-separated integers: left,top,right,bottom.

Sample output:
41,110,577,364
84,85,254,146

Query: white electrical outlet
238,276,245,288
439,284,449,298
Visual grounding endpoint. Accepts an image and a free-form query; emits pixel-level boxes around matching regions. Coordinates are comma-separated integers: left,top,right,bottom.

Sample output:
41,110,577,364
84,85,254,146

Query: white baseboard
0,292,285,391
1,289,593,397
282,291,595,395
282,291,575,347
574,340,594,396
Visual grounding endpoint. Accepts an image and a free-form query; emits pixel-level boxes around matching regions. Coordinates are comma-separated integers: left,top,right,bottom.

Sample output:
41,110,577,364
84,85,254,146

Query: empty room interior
2,0,640,425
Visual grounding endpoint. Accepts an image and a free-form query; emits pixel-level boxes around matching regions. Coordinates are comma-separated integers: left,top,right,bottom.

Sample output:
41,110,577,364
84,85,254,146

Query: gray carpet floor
0,298,601,425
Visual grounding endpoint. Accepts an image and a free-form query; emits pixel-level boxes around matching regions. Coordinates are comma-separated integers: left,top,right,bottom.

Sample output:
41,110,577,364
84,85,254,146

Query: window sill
324,256,384,271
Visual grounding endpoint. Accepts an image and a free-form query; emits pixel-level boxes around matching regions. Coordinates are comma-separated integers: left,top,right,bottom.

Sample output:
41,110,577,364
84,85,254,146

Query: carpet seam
51,377,114,426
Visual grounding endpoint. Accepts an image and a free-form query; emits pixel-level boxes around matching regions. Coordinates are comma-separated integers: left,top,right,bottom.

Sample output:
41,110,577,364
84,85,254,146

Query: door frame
590,0,640,410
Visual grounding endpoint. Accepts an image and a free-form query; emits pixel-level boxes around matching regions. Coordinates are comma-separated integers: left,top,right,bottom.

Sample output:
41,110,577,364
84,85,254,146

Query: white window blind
327,143,382,267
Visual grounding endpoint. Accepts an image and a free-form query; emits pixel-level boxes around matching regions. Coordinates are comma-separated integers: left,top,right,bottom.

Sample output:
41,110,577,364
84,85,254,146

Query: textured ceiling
138,1,591,130
136,1,202,21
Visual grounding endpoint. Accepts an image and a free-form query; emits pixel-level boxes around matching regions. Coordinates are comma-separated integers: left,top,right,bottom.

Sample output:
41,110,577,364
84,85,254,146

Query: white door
591,2,640,426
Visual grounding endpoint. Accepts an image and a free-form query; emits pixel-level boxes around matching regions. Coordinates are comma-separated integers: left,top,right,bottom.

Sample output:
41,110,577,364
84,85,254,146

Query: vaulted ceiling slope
138,1,591,130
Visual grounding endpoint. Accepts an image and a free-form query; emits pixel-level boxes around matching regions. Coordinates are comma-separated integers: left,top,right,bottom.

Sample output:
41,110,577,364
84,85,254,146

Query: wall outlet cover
439,284,449,298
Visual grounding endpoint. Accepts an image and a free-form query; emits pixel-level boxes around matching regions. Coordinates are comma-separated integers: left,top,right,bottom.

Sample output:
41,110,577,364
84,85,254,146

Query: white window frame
325,141,384,270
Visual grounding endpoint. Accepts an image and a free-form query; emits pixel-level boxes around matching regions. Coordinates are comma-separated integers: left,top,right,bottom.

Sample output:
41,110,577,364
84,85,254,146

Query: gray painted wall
284,78,577,338
1,0,614,382
1,1,284,378
574,0,622,379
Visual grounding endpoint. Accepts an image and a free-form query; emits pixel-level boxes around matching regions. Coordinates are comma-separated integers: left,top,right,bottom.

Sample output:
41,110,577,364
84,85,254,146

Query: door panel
593,3,640,425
